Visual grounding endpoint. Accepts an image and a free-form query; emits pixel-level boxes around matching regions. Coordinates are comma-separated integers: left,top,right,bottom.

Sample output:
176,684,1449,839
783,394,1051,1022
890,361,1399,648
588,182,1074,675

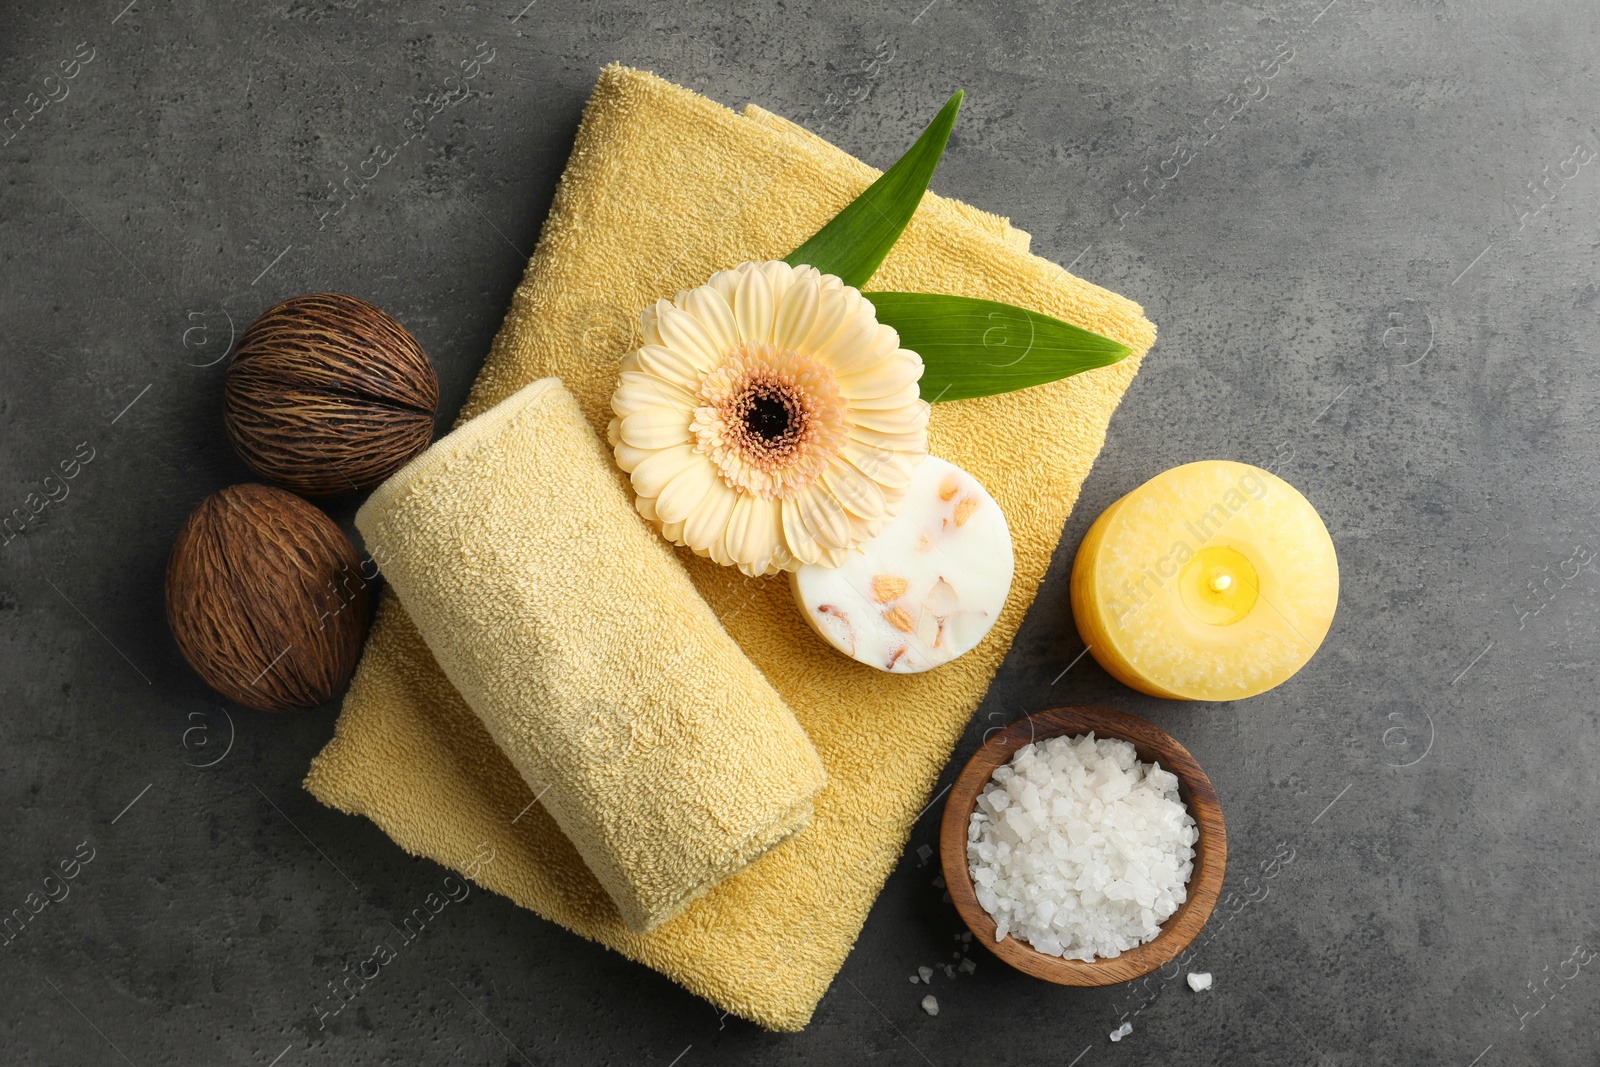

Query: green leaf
866,292,1132,402
783,90,962,288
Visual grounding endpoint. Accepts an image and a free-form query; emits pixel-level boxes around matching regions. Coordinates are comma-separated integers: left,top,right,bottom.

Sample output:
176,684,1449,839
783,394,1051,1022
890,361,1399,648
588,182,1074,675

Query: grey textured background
2,0,1597,1063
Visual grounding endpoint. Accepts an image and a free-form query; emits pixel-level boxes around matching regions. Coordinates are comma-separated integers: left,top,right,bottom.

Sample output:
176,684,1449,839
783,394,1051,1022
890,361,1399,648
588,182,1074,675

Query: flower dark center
744,391,794,442
690,341,850,500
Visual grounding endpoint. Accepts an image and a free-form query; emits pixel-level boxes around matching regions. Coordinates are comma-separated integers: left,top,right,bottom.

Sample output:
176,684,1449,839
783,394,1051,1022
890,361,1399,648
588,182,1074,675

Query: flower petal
846,510,882,546
813,543,848,569
722,491,759,567
850,400,929,435
780,497,822,566
618,368,698,397
830,322,902,378
612,374,698,418
629,442,702,498
634,344,704,390
757,260,797,307
734,264,776,344
620,405,693,449
845,382,923,410
706,266,743,305
639,304,664,347
683,478,739,555
843,440,916,490
682,285,739,356
813,309,880,371
796,482,851,550
837,348,924,399
774,271,820,351
725,493,783,571
800,279,849,354
848,424,927,454
822,461,887,520
613,440,652,472
656,301,724,372
655,459,719,526
838,284,867,319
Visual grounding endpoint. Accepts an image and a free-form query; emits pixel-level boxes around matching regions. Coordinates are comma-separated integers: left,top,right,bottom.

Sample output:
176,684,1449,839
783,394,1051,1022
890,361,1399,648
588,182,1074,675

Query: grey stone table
3,0,1596,1063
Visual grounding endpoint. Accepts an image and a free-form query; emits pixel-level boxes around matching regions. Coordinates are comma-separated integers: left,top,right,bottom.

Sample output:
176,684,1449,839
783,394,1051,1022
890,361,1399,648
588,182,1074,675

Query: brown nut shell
165,483,369,712
224,292,438,496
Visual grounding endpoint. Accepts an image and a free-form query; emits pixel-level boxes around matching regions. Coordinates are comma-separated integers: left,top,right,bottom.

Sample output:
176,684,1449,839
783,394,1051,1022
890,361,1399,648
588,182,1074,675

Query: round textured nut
224,292,438,496
165,483,369,712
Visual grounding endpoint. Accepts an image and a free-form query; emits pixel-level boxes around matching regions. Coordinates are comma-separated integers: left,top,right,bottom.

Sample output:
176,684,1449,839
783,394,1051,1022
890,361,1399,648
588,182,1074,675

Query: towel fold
352,377,826,933
306,64,1156,1031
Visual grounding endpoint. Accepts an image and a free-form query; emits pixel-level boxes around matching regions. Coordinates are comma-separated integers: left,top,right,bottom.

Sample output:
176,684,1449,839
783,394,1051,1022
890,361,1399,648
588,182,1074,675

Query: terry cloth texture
306,64,1156,1031
352,378,826,934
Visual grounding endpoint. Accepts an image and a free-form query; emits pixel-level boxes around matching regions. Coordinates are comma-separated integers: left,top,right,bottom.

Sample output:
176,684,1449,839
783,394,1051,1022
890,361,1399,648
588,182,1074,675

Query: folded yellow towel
306,64,1156,1030
352,378,826,933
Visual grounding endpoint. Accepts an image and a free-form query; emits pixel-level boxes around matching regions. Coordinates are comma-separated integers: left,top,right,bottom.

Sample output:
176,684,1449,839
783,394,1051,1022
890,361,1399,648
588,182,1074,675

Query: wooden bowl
939,706,1226,986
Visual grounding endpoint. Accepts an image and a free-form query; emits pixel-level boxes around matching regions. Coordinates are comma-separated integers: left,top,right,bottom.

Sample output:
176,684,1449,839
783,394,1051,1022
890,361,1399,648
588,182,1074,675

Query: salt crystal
958,957,976,974
1187,971,1213,992
909,974,920,984
965,733,1197,962
918,966,933,983
1110,1022,1132,1042
921,995,939,1016
917,843,933,865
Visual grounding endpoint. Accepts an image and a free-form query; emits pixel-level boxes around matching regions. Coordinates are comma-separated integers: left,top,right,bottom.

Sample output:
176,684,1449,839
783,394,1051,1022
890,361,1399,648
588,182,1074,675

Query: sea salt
1187,971,1213,992
966,732,1197,962
918,966,933,983
1110,1022,1133,1042
921,995,939,1016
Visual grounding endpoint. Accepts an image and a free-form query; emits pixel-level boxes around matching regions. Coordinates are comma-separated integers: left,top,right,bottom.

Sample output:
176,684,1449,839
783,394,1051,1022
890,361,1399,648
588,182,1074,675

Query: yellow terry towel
351,378,826,933
306,64,1156,1030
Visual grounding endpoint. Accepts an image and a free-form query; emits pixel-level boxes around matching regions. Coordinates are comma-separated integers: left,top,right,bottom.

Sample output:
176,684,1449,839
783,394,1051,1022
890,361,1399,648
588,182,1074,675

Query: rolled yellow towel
353,377,826,933
307,64,1156,1030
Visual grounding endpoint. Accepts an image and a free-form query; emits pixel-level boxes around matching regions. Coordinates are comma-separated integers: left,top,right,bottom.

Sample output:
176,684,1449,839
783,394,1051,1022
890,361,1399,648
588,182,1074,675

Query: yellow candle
1069,461,1338,701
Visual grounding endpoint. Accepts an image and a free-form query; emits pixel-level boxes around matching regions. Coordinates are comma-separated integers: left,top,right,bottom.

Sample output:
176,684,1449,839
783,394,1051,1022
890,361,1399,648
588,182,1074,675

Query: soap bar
791,456,1013,673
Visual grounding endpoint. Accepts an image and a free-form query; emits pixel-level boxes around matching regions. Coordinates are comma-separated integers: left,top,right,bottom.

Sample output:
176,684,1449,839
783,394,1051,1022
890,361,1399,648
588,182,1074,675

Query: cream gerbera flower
607,260,929,576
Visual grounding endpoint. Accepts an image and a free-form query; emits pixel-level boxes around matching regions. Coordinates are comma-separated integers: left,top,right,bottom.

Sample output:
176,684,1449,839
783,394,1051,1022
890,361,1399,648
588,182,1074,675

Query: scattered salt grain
917,843,934,865
917,966,933,983
958,957,976,974
921,995,939,1016
1187,971,1213,992
1110,1022,1132,1042
966,732,1197,962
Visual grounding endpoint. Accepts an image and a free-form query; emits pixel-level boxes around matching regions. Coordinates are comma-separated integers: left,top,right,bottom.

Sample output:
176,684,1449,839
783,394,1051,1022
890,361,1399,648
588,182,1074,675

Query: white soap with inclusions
790,456,1014,673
